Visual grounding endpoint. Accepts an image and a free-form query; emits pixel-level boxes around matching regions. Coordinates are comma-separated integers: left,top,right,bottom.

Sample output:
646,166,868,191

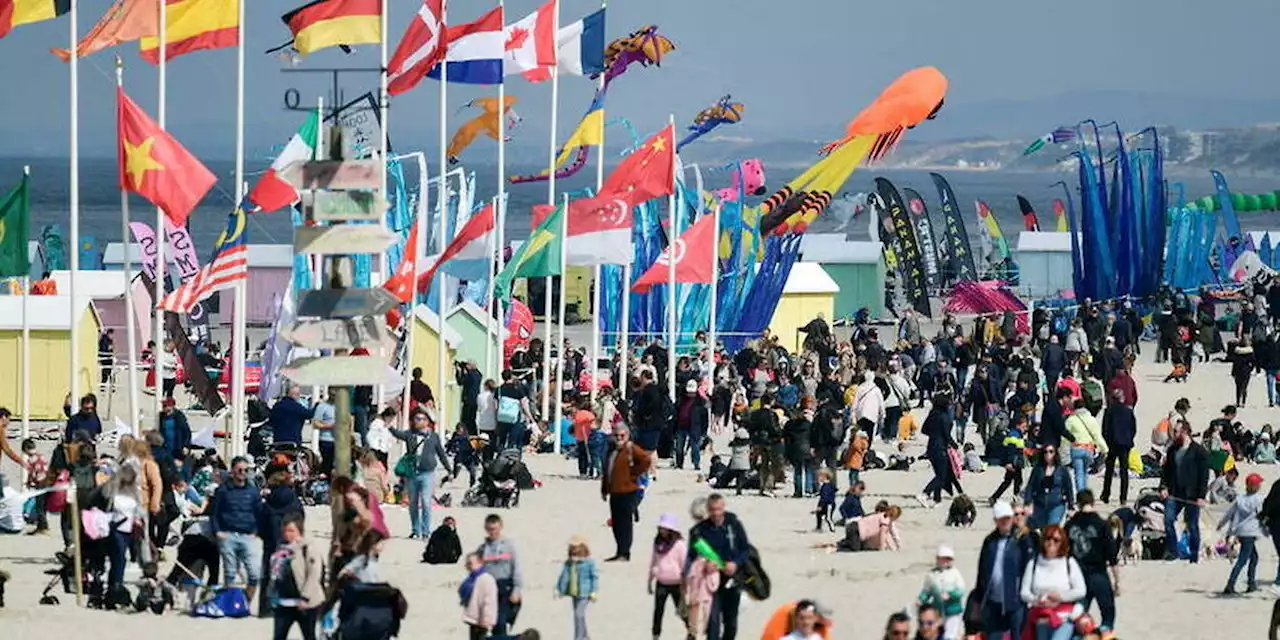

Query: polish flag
631,213,717,292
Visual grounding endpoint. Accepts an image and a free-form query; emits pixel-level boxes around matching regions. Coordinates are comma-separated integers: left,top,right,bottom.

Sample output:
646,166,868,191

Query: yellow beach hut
0,295,101,419
768,262,839,353
411,305,464,421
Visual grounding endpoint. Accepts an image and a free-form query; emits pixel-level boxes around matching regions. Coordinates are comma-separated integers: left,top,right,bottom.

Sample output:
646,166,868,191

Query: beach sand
1,354,1277,639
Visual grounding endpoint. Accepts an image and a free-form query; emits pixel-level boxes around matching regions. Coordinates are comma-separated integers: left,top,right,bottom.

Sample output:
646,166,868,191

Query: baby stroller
334,582,408,640
258,443,328,505
461,449,527,508
1134,488,1168,559
39,549,114,609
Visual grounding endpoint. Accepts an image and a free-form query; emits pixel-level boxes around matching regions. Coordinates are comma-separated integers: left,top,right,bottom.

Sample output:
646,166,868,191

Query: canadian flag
631,213,717,293
503,0,557,80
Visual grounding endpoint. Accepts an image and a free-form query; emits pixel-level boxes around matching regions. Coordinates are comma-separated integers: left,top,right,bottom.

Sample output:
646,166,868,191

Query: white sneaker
916,493,930,508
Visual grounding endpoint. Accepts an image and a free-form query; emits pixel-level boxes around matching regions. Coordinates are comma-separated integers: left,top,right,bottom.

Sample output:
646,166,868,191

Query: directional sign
295,225,398,255
282,356,396,387
297,288,400,319
301,191,388,222
282,317,391,350
280,159,381,191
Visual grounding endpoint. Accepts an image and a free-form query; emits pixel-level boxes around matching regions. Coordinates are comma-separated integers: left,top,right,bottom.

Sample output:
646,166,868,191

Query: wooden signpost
281,356,396,387
297,288,399,319
282,316,391,350
300,191,388,222
279,159,380,191
294,224,398,254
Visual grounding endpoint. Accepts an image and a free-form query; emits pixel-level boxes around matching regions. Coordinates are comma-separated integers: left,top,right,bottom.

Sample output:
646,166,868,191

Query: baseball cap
992,501,1014,519
1247,473,1265,488
936,544,955,559
686,379,698,393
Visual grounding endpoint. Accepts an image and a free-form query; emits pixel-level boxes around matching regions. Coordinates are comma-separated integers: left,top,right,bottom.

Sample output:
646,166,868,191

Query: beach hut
769,262,839,353
1015,232,1077,299
446,299,500,380
0,295,101,419
411,305,465,420
798,234,885,319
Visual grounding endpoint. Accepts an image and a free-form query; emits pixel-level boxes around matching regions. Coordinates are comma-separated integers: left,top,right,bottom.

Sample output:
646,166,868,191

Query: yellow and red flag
0,0,70,39
117,86,216,225
52,0,158,61
139,0,239,64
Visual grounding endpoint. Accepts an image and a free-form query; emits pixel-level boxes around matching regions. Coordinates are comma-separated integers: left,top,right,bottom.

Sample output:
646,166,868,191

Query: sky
0,0,1278,160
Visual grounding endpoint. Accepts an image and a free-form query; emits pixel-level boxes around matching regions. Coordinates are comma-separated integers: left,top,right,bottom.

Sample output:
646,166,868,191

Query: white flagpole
554,192,568,453
540,0,560,429
589,10,604,405
492,0,506,391
666,115,677,401
482,195,495,380
114,60,142,434
707,201,719,422
415,2,447,431
20,166,31,441
152,0,168,425
230,0,247,456
68,0,81,406
377,0,390,418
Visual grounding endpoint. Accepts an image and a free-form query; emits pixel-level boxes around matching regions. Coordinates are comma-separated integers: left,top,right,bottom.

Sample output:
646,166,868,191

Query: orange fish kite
447,96,521,165
818,66,948,158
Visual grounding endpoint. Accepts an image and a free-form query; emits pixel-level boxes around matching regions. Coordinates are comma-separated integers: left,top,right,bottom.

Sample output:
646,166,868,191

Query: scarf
459,567,486,605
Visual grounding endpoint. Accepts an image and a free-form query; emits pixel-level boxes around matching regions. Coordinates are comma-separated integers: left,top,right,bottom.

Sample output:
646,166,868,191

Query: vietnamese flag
601,123,676,207
117,86,217,225
631,212,716,293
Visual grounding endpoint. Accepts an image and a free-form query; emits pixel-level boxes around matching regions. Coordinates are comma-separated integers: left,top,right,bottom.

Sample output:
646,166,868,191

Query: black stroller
39,548,115,609
461,449,531,508
335,582,408,640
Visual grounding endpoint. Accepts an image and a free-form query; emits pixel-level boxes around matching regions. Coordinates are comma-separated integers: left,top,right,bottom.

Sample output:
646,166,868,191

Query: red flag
418,203,497,292
383,221,421,302
386,0,444,96
601,124,676,207
117,86,216,225
631,213,716,293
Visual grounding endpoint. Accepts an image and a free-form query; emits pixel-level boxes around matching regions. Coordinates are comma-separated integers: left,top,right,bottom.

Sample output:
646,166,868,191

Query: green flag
493,203,564,300
0,173,30,278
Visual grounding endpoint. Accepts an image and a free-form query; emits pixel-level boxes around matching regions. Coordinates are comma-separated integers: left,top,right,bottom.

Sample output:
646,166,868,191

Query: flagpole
377,0,391,425
153,0,169,426
68,0,81,407
113,60,143,435
230,0,246,457
20,167,30,442
554,192,568,454
493,0,506,396
707,195,719,424
419,1,447,432
666,114,677,401
589,4,605,405
540,0,561,434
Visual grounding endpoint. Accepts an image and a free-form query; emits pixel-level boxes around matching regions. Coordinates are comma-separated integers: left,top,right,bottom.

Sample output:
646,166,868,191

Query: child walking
917,545,966,639
813,469,836,532
684,553,719,640
21,438,49,533
647,514,688,640
555,536,598,640
1220,473,1266,594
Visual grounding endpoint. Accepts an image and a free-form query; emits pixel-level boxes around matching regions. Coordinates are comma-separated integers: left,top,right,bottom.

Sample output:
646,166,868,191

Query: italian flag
247,111,319,212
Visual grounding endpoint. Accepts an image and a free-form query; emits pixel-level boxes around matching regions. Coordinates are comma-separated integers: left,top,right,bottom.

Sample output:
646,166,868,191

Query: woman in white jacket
852,371,885,440
1020,524,1087,640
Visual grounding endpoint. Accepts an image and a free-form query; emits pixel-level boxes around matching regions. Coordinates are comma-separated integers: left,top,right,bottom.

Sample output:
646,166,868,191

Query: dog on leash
946,495,977,527
1204,537,1240,561
1109,515,1142,565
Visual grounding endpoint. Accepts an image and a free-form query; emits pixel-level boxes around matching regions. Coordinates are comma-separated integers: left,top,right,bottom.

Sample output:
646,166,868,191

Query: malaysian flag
157,208,249,313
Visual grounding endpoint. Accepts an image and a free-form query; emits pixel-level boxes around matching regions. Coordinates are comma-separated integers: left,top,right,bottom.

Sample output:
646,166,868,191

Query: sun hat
936,544,955,559
658,513,681,532
992,500,1014,519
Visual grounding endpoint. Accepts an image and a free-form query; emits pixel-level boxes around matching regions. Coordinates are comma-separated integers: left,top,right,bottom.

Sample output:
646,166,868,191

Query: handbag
394,439,421,478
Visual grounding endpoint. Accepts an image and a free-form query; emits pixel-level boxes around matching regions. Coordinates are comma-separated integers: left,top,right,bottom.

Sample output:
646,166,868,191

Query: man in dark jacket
210,456,266,605
1100,389,1137,505
631,370,666,453
64,393,103,442
157,397,192,459
1064,490,1120,632
1161,420,1210,562
269,385,313,445
455,360,483,430
687,494,751,640
1039,387,1073,448
747,394,783,496
970,501,1033,639
673,380,708,470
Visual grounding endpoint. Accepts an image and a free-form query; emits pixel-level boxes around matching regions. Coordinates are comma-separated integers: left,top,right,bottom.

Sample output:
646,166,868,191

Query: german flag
281,0,379,57
139,0,239,64
0,0,71,38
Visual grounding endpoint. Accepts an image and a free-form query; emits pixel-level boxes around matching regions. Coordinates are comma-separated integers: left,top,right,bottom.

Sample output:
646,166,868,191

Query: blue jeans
791,463,815,497
1070,448,1093,493
1034,619,1074,640
1267,370,1278,405
1163,499,1201,562
980,600,1022,640
353,406,370,445
1226,536,1259,590
408,470,437,537
674,427,704,469
108,528,130,590
218,532,264,586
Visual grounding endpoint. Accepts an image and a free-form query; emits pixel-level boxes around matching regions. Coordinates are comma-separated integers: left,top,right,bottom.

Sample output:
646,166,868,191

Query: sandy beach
2,353,1278,639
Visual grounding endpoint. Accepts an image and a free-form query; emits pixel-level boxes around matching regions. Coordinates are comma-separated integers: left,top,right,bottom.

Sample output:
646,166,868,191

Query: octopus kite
447,96,522,165
597,25,676,85
757,66,949,236
677,95,744,152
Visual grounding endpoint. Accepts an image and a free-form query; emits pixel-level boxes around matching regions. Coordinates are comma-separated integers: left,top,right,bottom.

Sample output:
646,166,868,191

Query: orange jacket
602,443,652,495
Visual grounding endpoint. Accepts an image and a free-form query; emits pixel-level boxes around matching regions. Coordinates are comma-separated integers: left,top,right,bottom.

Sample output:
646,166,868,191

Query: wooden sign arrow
301,191,388,222
282,356,396,387
294,225,399,255
281,317,391,350
280,160,381,191
297,288,400,319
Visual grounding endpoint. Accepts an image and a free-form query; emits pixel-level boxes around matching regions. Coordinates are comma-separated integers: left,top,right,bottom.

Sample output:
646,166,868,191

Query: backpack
422,526,463,565
192,587,251,618
739,544,771,601
497,395,521,424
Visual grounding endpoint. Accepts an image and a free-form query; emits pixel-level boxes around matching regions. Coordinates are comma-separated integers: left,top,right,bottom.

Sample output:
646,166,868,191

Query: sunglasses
888,630,910,638
1046,537,1064,544
232,466,248,474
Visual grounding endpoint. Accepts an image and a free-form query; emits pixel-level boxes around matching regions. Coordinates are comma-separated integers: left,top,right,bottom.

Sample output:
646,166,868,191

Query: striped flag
157,208,248,312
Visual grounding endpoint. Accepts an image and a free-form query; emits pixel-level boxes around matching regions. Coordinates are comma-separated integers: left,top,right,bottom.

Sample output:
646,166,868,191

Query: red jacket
1106,372,1138,407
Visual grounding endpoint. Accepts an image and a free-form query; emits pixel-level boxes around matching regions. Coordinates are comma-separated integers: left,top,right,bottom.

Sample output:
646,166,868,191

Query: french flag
426,6,504,85
417,203,497,293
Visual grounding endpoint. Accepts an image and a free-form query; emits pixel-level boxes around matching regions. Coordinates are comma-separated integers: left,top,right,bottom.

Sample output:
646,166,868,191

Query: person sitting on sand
814,503,901,552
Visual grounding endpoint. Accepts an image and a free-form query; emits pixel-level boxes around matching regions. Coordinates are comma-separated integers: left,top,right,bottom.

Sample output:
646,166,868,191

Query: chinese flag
117,86,216,225
383,221,420,303
601,123,676,207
